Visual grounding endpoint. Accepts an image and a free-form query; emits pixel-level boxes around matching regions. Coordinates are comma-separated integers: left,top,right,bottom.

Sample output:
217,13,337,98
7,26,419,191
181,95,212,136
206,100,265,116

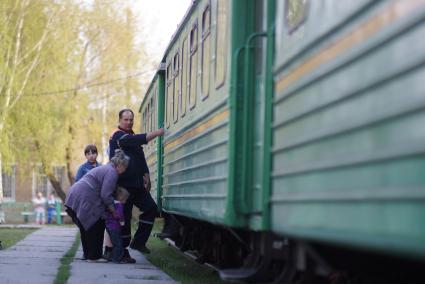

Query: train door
246,0,269,230
249,0,267,229
227,0,274,229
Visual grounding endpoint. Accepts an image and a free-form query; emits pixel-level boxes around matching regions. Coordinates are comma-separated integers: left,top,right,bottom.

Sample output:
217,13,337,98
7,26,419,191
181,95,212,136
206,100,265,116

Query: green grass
140,218,232,284
0,228,37,249
54,232,80,284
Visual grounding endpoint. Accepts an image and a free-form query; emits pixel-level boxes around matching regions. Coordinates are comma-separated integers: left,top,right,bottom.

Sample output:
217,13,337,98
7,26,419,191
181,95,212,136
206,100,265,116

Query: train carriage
139,68,165,208
139,0,425,282
154,0,276,231
160,0,233,224
272,0,425,259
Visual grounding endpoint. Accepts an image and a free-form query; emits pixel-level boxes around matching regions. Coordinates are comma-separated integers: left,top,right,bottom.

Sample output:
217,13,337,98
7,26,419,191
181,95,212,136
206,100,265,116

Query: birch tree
4,0,151,201
0,0,60,196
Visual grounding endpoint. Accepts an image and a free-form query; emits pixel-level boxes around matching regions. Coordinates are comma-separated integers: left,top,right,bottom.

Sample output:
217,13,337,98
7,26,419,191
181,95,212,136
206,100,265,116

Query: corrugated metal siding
141,77,159,204
146,151,158,203
162,107,229,223
160,0,231,224
271,0,425,258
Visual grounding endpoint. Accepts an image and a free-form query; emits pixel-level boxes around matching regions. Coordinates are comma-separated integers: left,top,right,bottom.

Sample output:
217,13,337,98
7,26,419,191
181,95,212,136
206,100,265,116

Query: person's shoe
154,232,173,239
130,242,151,254
102,246,112,260
121,249,136,263
117,257,136,264
86,258,108,263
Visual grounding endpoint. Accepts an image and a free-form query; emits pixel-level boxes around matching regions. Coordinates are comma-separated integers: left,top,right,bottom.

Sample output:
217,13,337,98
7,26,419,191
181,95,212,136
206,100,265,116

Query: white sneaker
86,258,108,263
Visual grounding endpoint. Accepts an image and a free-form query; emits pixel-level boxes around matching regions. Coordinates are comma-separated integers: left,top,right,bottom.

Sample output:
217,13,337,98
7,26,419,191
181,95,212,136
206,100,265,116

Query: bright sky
135,0,192,64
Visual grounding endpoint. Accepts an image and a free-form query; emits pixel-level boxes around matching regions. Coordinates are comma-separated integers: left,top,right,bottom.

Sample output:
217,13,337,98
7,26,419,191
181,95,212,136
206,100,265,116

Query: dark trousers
106,228,123,262
122,187,157,247
66,207,105,260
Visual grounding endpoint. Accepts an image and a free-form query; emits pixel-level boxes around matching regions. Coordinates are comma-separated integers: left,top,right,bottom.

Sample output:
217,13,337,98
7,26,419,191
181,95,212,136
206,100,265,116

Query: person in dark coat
108,108,163,259
65,150,129,262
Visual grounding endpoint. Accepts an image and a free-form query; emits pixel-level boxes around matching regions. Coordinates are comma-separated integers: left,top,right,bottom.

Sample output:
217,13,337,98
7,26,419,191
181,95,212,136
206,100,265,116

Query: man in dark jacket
109,109,164,259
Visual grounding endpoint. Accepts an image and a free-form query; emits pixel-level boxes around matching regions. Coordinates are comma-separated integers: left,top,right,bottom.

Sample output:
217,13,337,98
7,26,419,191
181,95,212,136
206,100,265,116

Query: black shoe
122,249,136,263
117,257,136,264
102,246,112,260
130,242,151,254
154,232,173,239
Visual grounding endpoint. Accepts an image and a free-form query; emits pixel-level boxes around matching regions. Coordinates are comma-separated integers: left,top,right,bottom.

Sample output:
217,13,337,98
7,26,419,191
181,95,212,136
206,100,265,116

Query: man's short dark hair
119,109,134,119
84,144,98,155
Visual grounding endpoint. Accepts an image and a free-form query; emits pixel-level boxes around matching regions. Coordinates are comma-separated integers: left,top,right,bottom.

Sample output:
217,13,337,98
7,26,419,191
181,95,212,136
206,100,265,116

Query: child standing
105,187,132,263
47,193,57,224
33,192,46,225
0,196,5,224
75,144,101,182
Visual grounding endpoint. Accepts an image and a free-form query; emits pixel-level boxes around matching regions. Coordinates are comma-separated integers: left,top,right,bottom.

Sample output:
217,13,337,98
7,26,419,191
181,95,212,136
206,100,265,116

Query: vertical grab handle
232,32,267,215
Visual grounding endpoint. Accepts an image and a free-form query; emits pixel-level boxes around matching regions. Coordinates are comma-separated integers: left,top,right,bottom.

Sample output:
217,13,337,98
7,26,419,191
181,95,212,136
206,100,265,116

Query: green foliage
0,0,152,185
143,219,232,284
0,228,37,249
54,232,80,284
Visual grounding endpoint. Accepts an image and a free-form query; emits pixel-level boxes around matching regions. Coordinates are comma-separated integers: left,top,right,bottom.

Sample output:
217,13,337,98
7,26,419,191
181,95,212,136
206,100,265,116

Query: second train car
139,0,425,282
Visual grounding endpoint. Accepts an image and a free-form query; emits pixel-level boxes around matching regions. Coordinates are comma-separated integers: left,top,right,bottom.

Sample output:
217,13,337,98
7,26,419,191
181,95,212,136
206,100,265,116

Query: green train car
139,0,425,282
139,67,165,210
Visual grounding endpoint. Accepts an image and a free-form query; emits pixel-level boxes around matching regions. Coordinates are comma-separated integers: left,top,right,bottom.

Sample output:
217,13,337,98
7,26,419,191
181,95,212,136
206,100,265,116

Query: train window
166,62,172,128
150,97,154,131
145,108,148,132
201,3,211,100
144,108,147,132
173,52,179,123
142,110,146,132
189,20,198,110
144,108,146,133
153,90,157,145
143,110,146,133
181,37,187,117
147,101,151,132
215,0,227,88
145,104,149,133
153,89,157,130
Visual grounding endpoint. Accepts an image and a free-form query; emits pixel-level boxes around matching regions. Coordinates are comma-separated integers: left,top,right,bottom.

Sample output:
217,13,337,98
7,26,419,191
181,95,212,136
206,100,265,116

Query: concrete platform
0,227,77,284
68,247,178,284
0,226,179,284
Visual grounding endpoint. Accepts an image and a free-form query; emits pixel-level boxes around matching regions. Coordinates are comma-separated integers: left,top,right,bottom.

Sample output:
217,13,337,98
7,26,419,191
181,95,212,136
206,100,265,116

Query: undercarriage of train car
157,212,424,284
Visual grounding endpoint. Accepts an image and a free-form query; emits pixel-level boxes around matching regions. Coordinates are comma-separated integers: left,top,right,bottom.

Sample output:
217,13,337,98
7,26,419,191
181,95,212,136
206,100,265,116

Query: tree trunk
35,140,67,203
101,92,109,164
0,154,3,200
65,125,75,185
46,172,66,203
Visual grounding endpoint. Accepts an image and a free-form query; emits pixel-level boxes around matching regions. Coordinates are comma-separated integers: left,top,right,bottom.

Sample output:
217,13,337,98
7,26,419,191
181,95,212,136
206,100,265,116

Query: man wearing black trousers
109,109,164,260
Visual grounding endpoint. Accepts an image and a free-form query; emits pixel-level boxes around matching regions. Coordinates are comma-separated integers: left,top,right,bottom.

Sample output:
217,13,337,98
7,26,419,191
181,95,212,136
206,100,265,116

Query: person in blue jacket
75,144,101,182
109,109,163,261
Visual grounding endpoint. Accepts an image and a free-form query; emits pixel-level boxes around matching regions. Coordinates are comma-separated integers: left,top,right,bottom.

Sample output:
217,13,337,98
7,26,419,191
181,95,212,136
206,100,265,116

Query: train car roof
140,0,197,113
139,0,199,112
161,0,199,60
139,62,165,113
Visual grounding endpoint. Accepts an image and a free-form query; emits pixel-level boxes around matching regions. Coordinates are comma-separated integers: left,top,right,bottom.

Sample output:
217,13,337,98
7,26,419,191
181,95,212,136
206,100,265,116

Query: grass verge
143,219,232,284
0,228,37,249
54,232,80,284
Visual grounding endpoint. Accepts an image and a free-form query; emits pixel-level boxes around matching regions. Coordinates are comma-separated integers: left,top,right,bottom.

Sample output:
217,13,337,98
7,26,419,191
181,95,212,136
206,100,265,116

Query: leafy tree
2,0,152,201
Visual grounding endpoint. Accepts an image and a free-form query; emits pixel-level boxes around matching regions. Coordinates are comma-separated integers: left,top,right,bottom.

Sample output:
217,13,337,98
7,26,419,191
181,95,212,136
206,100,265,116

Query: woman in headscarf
65,149,130,262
